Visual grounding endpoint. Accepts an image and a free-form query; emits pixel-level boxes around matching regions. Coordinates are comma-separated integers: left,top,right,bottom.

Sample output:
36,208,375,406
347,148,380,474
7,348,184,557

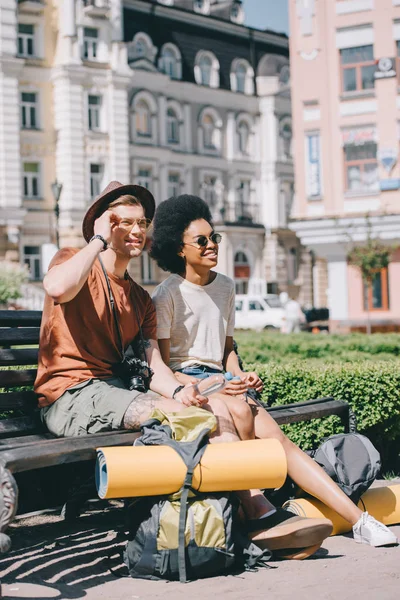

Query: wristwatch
172,385,185,400
89,234,108,252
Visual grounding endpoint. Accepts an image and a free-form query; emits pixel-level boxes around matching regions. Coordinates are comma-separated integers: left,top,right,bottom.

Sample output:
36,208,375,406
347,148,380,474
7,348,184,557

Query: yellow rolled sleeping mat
283,485,400,535
96,438,287,499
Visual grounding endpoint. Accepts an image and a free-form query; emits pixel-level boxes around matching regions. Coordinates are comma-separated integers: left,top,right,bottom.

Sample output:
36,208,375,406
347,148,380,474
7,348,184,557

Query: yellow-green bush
247,360,400,471
236,331,400,364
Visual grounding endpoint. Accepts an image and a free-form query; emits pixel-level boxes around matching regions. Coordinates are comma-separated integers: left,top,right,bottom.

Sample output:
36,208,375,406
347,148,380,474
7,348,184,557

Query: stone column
52,67,86,233
107,73,131,183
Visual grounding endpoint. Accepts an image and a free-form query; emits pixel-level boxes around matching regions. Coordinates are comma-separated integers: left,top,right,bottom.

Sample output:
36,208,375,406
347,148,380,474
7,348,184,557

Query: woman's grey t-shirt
152,273,235,372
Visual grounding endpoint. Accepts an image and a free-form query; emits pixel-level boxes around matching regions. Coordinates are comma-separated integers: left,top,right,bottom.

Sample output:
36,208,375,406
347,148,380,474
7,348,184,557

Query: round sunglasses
183,232,222,248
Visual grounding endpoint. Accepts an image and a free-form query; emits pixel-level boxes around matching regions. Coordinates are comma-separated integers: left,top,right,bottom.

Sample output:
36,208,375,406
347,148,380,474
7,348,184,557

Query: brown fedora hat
82,180,156,243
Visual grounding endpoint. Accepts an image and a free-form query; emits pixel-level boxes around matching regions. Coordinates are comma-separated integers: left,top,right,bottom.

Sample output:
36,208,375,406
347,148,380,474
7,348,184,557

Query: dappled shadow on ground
0,501,127,599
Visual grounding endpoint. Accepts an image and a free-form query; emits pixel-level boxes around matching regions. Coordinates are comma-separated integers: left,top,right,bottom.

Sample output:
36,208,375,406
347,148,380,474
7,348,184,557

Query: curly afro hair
150,195,213,273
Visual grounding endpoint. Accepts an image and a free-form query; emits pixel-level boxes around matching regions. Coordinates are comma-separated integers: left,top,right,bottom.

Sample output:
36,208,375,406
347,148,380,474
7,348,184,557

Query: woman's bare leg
210,392,255,440
249,400,362,525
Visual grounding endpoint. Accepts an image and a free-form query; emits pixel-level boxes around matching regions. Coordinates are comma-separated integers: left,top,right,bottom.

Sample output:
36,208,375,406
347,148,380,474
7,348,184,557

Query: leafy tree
0,261,29,306
347,224,392,335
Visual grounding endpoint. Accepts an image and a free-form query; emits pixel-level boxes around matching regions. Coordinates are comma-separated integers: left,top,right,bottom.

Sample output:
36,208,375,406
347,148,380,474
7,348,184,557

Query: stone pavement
1,487,399,600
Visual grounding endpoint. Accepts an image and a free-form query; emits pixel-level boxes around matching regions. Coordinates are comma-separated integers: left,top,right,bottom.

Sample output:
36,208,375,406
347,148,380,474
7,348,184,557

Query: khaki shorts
41,377,160,437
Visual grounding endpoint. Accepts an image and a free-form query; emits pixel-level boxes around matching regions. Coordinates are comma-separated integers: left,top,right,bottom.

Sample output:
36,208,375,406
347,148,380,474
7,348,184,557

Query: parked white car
235,294,285,331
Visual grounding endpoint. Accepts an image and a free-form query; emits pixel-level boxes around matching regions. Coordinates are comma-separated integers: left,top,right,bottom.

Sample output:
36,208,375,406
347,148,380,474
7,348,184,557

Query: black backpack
266,432,381,507
312,432,381,503
123,418,271,582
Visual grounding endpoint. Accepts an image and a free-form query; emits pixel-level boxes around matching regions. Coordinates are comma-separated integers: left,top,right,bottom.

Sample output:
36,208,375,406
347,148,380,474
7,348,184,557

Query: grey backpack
123,418,271,582
313,433,381,503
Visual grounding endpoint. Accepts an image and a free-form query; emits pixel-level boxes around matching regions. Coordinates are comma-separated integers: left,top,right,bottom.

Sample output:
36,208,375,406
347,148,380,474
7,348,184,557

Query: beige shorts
41,377,160,437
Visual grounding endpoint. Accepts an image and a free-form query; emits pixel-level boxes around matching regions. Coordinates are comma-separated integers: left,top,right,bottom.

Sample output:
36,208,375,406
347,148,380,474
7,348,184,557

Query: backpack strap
136,418,212,583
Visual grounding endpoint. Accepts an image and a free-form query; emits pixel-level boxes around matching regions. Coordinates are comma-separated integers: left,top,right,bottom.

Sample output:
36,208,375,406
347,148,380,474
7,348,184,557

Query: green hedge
247,360,400,472
236,331,400,364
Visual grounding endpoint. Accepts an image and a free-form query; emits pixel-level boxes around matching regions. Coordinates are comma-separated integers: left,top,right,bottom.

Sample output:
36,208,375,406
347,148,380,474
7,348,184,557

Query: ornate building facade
289,0,400,330
0,0,310,302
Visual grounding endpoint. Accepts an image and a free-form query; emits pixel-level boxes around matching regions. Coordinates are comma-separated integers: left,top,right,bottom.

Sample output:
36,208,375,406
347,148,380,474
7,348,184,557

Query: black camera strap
98,256,148,366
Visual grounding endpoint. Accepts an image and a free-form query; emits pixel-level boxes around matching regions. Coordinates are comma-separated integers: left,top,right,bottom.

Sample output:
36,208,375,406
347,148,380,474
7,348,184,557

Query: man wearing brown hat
34,181,215,437
33,181,335,557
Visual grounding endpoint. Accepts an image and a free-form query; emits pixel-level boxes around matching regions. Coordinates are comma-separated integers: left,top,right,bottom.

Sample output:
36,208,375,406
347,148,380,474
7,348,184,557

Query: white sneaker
352,512,398,547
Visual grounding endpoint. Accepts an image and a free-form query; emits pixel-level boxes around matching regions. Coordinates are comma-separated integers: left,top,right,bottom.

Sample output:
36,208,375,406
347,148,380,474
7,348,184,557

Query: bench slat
0,390,38,412
0,348,39,366
0,369,37,387
0,310,42,327
0,433,55,449
1,430,141,473
0,327,40,346
268,398,349,426
0,416,42,438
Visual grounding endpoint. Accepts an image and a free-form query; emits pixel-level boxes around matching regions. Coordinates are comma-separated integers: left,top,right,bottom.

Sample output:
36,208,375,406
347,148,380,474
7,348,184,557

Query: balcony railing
210,202,261,226
18,0,45,14
82,0,110,18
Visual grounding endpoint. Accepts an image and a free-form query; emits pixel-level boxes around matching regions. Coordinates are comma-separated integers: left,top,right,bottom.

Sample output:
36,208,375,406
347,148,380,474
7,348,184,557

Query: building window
17,24,34,57
129,32,156,64
230,59,254,94
136,100,151,137
195,51,219,87
234,251,250,294
141,251,155,284
305,132,322,198
167,108,179,144
168,172,180,197
287,247,298,284
136,168,152,190
88,95,101,131
344,139,378,192
21,92,37,129
204,114,218,149
340,45,375,93
238,120,250,154
83,27,98,60
193,0,210,14
23,162,40,198
159,45,181,79
236,181,253,222
235,63,247,93
199,55,212,86
201,175,218,210
24,246,41,281
363,268,389,311
90,163,103,199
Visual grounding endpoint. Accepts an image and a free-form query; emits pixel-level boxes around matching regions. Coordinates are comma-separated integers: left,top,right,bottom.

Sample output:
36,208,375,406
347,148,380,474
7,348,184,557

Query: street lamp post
51,180,63,249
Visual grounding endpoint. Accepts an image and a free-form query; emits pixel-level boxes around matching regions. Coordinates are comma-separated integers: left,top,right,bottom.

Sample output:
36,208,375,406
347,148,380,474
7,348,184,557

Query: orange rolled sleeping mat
96,438,287,499
283,485,400,535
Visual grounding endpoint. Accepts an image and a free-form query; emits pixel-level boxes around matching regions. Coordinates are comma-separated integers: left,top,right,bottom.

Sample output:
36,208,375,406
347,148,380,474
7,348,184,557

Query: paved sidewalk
1,483,399,600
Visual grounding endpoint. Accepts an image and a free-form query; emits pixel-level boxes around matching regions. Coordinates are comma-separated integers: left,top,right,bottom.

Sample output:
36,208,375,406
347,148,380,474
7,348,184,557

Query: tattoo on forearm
143,339,151,349
123,394,158,430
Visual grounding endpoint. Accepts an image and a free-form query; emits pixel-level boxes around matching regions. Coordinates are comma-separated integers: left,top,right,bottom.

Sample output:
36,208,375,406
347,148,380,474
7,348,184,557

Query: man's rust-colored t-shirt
35,248,157,407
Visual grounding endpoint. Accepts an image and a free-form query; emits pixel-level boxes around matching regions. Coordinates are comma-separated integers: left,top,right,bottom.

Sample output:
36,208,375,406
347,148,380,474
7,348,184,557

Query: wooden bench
0,309,351,553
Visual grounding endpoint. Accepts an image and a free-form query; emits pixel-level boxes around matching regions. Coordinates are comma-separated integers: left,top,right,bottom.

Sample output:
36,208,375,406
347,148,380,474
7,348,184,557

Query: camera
113,354,153,392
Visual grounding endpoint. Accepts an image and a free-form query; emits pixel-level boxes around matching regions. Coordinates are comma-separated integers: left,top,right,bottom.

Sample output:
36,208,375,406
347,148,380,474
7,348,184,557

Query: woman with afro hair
150,194,397,550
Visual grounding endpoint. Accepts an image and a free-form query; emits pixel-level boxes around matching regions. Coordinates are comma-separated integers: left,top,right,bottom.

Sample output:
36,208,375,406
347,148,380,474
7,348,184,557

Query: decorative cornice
123,0,288,49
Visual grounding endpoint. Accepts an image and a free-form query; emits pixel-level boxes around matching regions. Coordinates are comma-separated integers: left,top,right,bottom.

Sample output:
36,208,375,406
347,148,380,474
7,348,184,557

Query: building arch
194,50,220,88
198,106,223,154
158,43,182,79
230,58,254,95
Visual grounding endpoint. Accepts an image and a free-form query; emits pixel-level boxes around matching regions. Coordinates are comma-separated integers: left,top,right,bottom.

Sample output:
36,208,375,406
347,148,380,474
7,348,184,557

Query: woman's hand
241,371,263,392
223,376,249,396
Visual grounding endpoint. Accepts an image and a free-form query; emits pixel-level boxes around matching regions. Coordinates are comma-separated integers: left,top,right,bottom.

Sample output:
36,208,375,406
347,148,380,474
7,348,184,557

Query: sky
243,0,289,35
